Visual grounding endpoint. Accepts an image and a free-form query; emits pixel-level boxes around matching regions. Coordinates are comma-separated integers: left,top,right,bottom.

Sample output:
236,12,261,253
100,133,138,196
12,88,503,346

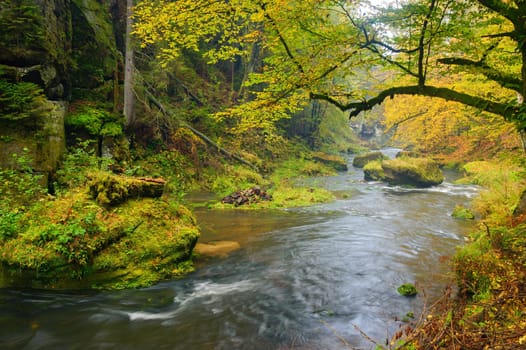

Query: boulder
194,241,241,258
312,152,348,171
382,157,444,187
352,151,387,168
452,205,475,220
363,160,385,181
0,193,200,289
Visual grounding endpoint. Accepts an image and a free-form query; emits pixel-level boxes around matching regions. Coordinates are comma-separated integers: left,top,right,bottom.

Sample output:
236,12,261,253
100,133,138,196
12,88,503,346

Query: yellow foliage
383,74,521,163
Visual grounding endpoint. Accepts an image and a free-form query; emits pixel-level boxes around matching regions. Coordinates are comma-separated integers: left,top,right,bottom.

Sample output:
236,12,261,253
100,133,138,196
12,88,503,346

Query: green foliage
457,160,525,226
0,79,48,121
0,0,45,49
65,104,123,137
0,148,46,209
209,165,266,197
0,209,23,240
0,191,200,289
56,140,113,189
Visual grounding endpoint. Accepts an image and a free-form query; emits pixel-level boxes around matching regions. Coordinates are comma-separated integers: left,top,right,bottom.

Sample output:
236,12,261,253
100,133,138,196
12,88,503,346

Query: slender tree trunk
124,0,135,126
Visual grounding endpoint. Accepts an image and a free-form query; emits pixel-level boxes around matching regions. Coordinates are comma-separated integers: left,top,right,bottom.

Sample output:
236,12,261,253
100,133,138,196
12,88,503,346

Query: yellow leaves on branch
133,0,255,64
132,0,364,134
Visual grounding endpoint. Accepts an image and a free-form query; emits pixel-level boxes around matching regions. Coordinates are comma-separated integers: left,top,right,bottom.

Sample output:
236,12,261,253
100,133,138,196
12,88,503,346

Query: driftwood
221,186,272,206
145,91,259,172
88,173,166,206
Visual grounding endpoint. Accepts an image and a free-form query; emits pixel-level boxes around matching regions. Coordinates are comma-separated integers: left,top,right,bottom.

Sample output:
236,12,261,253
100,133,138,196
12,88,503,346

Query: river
0,150,478,349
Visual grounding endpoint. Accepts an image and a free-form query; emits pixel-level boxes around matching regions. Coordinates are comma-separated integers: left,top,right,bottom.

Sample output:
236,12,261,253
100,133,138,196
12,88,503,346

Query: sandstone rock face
0,0,121,177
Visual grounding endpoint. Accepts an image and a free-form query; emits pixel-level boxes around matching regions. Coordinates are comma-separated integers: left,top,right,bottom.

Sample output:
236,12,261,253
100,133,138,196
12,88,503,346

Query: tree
132,0,369,134
313,0,526,149
132,0,526,148
124,0,135,126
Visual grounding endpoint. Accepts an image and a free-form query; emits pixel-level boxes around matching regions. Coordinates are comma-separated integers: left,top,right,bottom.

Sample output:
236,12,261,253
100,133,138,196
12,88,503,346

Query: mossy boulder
0,192,199,289
397,283,418,296
382,157,444,187
363,160,385,181
352,151,387,168
311,152,348,171
452,205,475,220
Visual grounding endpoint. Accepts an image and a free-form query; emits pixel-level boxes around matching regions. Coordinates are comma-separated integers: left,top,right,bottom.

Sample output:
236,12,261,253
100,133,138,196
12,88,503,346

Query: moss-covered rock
0,99,66,183
352,151,387,168
0,191,199,289
363,160,385,181
311,152,348,171
452,205,475,220
397,283,418,296
382,157,444,187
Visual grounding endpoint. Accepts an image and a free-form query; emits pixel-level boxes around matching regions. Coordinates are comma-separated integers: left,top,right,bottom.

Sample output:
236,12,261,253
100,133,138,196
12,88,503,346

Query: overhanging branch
310,85,517,120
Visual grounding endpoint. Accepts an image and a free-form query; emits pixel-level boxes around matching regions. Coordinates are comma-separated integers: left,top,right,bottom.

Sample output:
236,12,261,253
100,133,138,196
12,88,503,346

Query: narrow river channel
0,150,478,349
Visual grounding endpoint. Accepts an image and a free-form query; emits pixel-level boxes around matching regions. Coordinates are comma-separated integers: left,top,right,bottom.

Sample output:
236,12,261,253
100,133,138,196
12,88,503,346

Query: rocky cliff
0,0,123,180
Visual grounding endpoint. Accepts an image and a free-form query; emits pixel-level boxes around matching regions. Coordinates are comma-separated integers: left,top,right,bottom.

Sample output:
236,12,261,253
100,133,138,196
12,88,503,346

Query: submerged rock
352,151,387,168
221,186,273,206
194,241,241,258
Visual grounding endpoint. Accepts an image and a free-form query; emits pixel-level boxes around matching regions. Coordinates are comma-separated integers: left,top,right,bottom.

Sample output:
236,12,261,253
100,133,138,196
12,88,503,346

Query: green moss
87,171,166,206
397,283,418,296
363,160,385,181
311,152,348,171
382,157,444,187
452,205,475,220
0,191,199,289
65,104,123,137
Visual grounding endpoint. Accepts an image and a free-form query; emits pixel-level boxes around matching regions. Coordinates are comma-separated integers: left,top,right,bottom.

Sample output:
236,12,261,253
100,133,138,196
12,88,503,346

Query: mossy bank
0,173,199,290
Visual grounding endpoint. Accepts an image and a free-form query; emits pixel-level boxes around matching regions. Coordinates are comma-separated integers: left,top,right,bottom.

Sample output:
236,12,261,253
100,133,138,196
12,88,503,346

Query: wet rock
221,186,273,206
194,241,241,258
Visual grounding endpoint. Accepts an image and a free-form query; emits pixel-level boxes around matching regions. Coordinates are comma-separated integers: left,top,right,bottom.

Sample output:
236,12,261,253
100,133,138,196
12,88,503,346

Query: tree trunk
123,0,135,126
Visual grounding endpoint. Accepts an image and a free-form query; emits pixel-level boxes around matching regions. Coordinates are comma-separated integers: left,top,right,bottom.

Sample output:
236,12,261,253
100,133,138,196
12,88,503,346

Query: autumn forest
1,0,526,349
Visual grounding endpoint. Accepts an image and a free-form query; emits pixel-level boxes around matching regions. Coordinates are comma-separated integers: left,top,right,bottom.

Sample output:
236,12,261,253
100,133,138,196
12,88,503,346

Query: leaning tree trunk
123,0,135,127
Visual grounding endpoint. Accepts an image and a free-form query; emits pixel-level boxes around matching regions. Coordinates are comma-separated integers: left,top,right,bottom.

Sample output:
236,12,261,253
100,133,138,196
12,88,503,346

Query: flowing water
0,150,478,349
